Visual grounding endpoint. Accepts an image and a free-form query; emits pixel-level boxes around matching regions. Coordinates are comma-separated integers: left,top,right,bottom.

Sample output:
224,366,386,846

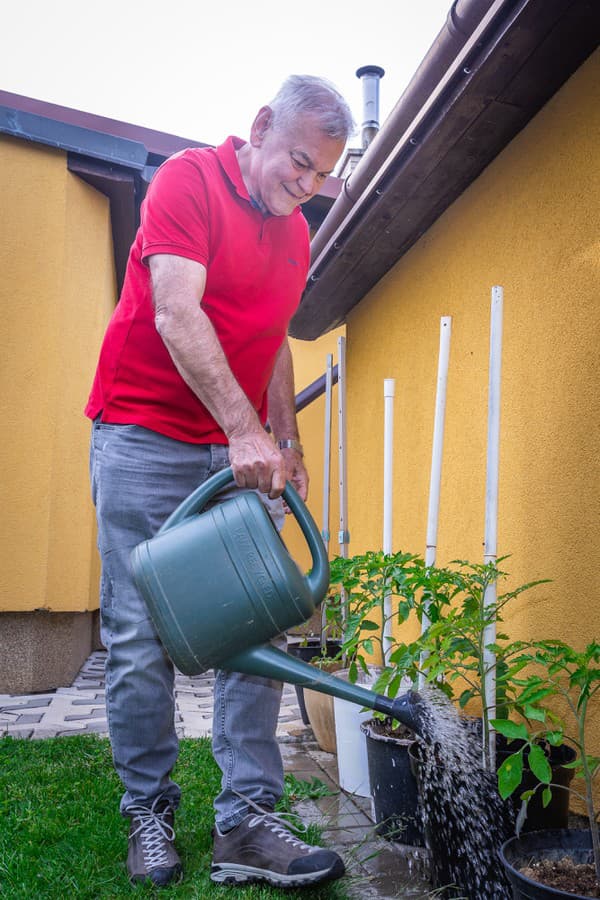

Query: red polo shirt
85,137,310,443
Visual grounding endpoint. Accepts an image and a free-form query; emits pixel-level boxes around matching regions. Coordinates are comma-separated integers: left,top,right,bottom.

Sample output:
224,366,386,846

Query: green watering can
131,467,423,732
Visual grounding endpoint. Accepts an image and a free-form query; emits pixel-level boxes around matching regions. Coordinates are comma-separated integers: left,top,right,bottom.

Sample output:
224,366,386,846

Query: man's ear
250,106,273,147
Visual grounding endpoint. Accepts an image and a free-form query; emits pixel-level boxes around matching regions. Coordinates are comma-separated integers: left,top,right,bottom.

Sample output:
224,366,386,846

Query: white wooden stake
383,378,395,665
483,286,504,767
337,337,350,636
321,353,334,555
424,317,452,572
321,353,333,649
419,317,452,686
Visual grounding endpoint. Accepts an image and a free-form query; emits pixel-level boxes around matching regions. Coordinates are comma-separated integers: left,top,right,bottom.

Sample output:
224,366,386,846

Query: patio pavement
1,651,431,898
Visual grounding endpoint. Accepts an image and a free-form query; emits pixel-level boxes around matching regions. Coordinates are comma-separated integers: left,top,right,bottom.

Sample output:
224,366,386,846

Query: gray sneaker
211,810,345,887
126,796,182,887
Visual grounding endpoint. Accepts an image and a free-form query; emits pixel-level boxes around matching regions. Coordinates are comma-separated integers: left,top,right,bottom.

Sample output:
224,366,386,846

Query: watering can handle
157,466,330,602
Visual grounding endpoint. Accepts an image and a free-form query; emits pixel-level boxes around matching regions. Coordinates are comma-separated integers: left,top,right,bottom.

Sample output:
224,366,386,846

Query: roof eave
290,0,599,340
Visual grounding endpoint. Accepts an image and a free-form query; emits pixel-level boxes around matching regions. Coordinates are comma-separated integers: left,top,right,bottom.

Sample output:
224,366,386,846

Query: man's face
249,109,345,217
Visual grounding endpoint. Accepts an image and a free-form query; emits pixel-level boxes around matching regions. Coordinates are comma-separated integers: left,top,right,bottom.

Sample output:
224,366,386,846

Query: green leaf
542,787,552,808
518,686,555,705
497,753,524,799
528,744,552,784
490,719,528,741
523,704,547,723
458,689,474,709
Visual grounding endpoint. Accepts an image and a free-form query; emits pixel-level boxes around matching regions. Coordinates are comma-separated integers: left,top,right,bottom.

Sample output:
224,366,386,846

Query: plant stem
577,694,600,883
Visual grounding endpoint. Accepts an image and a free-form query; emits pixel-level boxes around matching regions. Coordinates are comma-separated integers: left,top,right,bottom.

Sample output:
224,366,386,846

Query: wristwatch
277,439,304,456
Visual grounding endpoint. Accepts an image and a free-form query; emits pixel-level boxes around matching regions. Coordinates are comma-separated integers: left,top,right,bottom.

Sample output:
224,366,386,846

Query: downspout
309,0,498,268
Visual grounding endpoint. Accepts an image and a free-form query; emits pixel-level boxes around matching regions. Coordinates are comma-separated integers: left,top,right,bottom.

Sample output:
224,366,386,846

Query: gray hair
268,75,356,141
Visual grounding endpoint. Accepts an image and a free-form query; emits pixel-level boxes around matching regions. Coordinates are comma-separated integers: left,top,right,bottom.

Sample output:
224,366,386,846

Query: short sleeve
141,150,210,266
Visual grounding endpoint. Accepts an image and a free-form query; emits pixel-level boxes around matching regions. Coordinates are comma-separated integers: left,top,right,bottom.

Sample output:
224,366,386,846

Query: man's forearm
267,338,300,443
153,263,261,440
150,253,288,497
267,337,309,500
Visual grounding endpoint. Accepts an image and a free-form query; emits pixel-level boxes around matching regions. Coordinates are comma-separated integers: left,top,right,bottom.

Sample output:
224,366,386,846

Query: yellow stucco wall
343,52,599,770
0,136,115,612
0,124,342,614
345,50,599,640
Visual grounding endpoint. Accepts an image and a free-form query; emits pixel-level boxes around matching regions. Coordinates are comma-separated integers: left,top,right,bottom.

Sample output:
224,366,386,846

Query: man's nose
297,169,318,196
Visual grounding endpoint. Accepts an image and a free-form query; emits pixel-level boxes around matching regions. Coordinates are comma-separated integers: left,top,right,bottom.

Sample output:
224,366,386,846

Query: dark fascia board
290,0,600,340
0,90,207,160
67,154,139,292
0,105,149,169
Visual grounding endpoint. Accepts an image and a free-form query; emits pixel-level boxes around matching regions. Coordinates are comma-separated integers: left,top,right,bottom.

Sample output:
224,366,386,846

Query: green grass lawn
0,734,351,899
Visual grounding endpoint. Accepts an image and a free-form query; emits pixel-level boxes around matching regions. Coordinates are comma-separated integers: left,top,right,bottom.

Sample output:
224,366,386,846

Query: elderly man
86,74,354,888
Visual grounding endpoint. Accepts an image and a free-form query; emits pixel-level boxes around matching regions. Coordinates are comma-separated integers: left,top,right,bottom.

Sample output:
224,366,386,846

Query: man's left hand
281,447,309,507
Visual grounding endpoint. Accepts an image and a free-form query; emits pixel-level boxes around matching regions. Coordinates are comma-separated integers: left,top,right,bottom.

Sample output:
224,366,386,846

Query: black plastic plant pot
286,638,342,726
361,720,424,846
497,738,577,832
499,829,596,899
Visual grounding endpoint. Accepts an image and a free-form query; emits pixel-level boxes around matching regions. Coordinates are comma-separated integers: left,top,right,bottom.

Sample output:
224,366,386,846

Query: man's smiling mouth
283,185,305,200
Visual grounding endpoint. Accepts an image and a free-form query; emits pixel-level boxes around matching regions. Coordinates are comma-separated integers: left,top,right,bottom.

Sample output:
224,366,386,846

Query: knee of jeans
109,612,159,645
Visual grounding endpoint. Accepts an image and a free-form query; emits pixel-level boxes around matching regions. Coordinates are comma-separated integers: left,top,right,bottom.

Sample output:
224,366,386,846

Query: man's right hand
228,430,287,499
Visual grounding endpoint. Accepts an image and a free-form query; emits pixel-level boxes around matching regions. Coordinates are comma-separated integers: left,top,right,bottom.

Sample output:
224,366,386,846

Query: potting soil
519,858,600,897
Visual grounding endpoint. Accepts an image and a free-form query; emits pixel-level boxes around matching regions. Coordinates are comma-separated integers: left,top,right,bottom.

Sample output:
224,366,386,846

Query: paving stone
181,726,212,738
64,708,106,721
0,697,53,710
353,841,432,897
308,748,340,782
314,798,373,829
51,720,108,737
71,694,105,705
3,728,34,739
323,824,384,846
15,714,44,724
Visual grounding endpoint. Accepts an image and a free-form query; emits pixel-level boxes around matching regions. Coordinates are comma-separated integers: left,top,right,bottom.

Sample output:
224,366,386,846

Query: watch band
277,439,304,456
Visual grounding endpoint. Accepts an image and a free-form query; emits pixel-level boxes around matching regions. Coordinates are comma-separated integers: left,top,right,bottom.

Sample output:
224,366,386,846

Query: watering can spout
387,691,429,737
224,645,428,738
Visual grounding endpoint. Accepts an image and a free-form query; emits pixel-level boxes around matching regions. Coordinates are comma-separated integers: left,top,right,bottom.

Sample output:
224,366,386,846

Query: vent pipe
355,65,385,149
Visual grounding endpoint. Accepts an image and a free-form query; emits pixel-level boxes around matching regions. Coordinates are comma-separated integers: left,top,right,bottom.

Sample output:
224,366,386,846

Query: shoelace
128,795,176,869
234,790,312,850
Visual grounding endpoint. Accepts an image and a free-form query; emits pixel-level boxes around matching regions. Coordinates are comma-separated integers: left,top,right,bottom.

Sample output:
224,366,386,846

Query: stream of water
414,687,514,899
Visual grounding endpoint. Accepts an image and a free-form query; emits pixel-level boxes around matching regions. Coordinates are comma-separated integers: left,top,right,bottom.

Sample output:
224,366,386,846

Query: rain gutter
290,0,597,339
312,0,494,257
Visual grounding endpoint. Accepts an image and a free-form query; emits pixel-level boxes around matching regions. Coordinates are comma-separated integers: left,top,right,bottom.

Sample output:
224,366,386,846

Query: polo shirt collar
215,135,303,220
217,136,252,204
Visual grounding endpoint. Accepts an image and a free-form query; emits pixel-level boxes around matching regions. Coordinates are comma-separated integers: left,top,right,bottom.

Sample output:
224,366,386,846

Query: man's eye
291,155,308,169
316,173,326,182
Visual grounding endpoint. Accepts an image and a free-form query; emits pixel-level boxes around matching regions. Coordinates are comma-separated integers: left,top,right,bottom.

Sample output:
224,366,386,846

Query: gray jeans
89,420,285,830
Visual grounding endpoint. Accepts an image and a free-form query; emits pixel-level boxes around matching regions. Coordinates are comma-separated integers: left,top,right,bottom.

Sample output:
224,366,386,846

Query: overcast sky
3,0,452,146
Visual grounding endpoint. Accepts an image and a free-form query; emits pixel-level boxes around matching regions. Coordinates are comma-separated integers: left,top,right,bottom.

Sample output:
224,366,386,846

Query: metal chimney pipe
355,64,385,149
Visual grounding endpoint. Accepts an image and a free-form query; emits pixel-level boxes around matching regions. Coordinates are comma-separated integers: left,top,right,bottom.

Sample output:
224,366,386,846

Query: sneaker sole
210,860,344,887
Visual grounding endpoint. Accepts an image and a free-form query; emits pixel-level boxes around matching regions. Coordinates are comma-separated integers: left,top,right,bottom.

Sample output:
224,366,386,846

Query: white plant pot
333,667,380,798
